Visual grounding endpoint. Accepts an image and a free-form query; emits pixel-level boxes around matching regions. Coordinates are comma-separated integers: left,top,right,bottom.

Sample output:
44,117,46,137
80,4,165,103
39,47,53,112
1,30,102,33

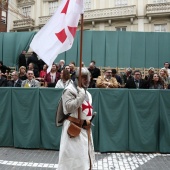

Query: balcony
39,5,136,27
146,2,170,17
13,18,35,31
84,5,136,22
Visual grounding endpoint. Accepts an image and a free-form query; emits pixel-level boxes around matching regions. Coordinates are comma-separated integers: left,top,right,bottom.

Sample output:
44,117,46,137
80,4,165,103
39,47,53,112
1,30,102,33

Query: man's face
28,63,33,70
69,64,74,71
134,72,141,80
11,72,18,81
148,70,154,75
51,65,57,71
164,63,169,69
105,70,112,79
89,63,94,69
81,75,89,88
27,71,34,80
65,66,70,72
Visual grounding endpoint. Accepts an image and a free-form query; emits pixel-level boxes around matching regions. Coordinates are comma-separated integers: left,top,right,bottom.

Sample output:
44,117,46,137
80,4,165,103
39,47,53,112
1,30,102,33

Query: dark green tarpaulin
0,88,170,153
1,31,170,68
2,32,36,67
39,88,62,150
0,88,13,146
128,90,159,152
159,90,170,153
12,88,40,148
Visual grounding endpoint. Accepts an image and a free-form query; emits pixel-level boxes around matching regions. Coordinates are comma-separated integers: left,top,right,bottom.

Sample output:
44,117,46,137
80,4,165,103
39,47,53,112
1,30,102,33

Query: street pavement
0,147,170,170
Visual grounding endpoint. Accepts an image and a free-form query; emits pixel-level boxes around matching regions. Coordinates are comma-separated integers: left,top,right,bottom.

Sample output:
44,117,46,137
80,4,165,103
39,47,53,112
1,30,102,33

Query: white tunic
58,83,95,170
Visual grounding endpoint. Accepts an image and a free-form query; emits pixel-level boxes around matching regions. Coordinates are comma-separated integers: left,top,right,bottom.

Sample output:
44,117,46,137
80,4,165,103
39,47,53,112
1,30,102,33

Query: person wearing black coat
7,71,22,87
125,70,147,89
0,61,11,74
0,70,7,87
18,51,27,68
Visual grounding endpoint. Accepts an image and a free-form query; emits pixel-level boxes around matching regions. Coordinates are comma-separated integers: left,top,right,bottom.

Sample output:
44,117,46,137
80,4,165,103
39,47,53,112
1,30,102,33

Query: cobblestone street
0,148,170,170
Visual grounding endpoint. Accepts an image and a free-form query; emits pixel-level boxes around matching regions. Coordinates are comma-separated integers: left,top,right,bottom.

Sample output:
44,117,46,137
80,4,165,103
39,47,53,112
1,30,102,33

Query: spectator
149,73,164,89
69,63,76,81
27,52,39,69
7,71,22,87
163,62,170,77
0,70,7,87
28,63,39,78
0,61,11,74
39,64,48,79
58,60,65,72
125,70,147,89
55,69,72,88
145,67,155,88
159,68,170,89
112,69,122,85
96,69,118,88
37,59,45,72
44,64,60,87
19,66,27,81
21,70,40,87
122,67,133,85
88,62,101,80
18,50,26,68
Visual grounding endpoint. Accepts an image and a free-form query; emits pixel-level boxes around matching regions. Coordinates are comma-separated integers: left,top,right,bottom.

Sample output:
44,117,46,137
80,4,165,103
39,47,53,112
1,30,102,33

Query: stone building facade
4,0,170,32
0,0,8,32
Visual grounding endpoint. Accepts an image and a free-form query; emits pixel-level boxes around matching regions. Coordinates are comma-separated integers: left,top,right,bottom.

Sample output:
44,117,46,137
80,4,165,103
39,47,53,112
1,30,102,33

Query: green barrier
39,88,63,150
12,88,40,148
0,88,170,153
98,89,129,152
128,90,159,152
159,90,170,153
0,88,13,146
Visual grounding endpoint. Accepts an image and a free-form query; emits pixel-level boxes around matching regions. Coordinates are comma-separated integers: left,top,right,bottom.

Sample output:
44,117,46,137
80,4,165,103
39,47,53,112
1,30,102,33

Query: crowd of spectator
1,51,170,89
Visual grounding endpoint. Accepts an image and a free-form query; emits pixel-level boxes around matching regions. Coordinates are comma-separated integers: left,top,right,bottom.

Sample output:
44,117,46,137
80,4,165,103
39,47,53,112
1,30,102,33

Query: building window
1,11,6,24
49,1,59,15
153,0,167,3
116,27,126,31
154,24,167,32
84,0,91,11
22,6,31,17
115,0,128,6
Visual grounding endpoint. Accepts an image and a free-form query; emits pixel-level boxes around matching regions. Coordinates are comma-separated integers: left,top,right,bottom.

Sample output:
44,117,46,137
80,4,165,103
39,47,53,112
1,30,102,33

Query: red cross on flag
30,0,84,72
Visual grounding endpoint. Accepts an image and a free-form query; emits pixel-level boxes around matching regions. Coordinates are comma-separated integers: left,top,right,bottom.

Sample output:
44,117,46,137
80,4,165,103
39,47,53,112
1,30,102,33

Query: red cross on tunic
82,101,93,116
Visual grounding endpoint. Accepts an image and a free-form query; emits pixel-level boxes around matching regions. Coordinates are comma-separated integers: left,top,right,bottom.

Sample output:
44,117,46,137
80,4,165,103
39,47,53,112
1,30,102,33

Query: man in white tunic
58,67,95,170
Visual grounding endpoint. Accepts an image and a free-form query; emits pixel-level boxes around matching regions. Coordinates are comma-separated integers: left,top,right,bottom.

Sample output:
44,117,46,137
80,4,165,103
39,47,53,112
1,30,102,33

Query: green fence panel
92,31,106,67
118,32,132,67
88,89,100,151
0,33,4,61
12,88,40,148
98,89,129,152
159,90,170,153
145,33,159,68
3,32,36,67
105,32,119,67
158,33,170,68
129,90,159,152
131,32,145,68
0,88,13,146
39,88,63,150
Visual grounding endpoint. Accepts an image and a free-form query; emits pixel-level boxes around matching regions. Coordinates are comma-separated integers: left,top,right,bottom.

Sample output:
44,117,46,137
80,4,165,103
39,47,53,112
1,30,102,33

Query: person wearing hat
57,67,95,170
145,67,155,88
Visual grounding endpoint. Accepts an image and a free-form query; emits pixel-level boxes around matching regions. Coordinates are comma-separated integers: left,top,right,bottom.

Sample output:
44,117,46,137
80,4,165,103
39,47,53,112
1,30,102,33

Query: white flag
30,0,84,72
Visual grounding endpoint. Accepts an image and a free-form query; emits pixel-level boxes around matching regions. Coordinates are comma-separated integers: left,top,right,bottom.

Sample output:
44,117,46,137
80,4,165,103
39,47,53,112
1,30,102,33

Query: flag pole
78,13,84,87
78,13,84,119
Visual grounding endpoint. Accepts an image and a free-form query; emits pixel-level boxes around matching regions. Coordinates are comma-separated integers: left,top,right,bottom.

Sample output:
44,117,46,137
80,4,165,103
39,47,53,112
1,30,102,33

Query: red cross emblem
55,0,77,43
82,101,93,116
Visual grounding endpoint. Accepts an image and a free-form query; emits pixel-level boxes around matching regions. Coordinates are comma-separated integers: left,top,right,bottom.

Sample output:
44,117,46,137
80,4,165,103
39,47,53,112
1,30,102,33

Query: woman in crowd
55,69,72,88
44,64,60,87
159,68,170,89
39,64,48,80
149,73,164,89
19,66,27,81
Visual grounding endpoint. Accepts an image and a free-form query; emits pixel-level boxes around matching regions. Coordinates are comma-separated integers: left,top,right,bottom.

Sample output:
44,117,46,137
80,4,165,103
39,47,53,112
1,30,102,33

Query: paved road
0,148,170,170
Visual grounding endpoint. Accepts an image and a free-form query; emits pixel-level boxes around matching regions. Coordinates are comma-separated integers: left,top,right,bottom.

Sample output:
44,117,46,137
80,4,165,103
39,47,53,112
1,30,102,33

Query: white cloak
58,83,95,170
